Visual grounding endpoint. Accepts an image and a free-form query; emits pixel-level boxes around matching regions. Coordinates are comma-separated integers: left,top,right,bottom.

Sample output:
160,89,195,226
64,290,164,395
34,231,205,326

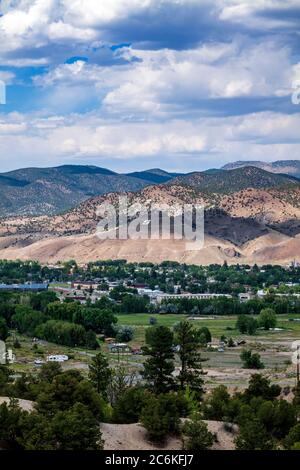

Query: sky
0,0,299,173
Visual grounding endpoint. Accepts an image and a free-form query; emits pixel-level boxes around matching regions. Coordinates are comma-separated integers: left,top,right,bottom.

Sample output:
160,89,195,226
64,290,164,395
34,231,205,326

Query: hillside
0,172,299,265
1,163,298,218
222,160,300,178
171,166,299,193
0,165,165,217
126,168,182,184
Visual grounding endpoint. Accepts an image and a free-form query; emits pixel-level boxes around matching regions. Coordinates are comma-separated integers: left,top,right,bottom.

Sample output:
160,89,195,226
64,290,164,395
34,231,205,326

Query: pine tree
88,351,112,398
174,321,204,398
142,325,175,394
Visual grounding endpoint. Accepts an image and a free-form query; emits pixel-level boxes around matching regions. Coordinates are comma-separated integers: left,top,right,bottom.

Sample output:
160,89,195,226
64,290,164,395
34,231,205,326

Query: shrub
240,350,264,369
183,414,214,450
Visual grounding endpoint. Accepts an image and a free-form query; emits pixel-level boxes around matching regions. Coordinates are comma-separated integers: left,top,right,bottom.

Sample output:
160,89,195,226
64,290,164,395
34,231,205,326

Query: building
238,292,255,302
47,355,69,363
155,292,232,304
0,283,48,292
72,281,99,290
137,288,164,302
108,343,131,353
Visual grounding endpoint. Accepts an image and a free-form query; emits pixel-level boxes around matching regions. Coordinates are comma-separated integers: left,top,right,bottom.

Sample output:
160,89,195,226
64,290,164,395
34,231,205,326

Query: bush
140,393,180,443
183,414,214,450
240,350,264,369
284,424,300,449
236,315,258,335
115,326,134,343
197,327,211,345
113,387,149,424
259,308,277,330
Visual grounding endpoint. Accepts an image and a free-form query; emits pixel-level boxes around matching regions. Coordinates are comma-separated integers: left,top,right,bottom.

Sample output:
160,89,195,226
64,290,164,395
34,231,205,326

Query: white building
47,355,69,363
238,292,254,302
156,293,232,304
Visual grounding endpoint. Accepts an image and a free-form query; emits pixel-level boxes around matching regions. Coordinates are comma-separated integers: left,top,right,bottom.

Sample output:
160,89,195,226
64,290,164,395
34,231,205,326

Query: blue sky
0,0,299,173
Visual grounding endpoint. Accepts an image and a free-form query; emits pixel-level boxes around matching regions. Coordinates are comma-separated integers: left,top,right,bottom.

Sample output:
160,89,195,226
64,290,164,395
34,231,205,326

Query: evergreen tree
183,413,214,450
235,418,275,450
89,351,112,398
142,325,174,394
174,321,204,398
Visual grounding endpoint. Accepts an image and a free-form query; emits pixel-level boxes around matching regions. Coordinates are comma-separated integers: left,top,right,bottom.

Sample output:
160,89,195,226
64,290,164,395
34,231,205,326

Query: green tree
0,398,25,446
89,352,112,397
235,418,275,450
236,314,248,334
39,362,62,384
142,325,175,394
50,403,103,450
174,321,204,398
284,423,300,449
202,385,231,421
259,308,277,330
183,414,214,450
36,370,105,420
85,330,99,349
245,374,281,401
236,315,258,335
240,350,264,369
140,393,180,442
197,327,211,345
113,387,148,424
115,325,134,343
258,399,297,439
0,365,12,394
20,404,103,450
0,317,9,341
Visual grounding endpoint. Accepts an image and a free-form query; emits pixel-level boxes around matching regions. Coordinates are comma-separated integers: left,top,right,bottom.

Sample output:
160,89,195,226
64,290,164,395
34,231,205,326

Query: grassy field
6,313,300,390
117,313,300,344
115,313,300,389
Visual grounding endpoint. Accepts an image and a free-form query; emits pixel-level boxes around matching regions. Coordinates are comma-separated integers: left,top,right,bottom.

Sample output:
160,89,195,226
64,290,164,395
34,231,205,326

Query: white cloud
34,39,296,118
0,111,299,171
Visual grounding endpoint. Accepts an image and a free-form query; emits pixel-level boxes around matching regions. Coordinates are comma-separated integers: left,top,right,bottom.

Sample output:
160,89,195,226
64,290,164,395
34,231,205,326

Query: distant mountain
1,177,300,266
0,162,299,219
222,160,300,178
126,168,182,184
170,166,299,193
0,165,157,217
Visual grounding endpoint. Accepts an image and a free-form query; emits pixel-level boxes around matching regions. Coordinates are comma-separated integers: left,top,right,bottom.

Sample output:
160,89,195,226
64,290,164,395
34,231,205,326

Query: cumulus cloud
32,39,297,118
0,111,299,172
0,1,299,171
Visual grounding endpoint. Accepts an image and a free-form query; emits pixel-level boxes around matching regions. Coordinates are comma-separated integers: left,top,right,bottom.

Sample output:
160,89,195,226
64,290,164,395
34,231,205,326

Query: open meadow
6,313,300,392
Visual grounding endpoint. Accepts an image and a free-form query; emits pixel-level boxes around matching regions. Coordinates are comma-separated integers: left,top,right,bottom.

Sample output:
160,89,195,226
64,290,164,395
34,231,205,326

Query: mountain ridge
222,160,300,178
0,162,299,226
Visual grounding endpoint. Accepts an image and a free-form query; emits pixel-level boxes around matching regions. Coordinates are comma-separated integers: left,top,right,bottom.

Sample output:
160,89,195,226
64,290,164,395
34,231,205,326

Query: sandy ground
0,396,237,449
0,231,299,265
101,420,237,451
0,396,34,412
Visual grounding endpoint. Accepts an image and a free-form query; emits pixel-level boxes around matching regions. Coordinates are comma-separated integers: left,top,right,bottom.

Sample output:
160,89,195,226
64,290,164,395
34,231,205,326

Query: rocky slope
0,169,299,265
0,165,177,217
222,160,300,178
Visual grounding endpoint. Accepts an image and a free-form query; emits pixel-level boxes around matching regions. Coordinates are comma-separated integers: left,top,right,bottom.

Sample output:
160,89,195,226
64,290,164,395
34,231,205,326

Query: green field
7,313,300,390
117,313,300,345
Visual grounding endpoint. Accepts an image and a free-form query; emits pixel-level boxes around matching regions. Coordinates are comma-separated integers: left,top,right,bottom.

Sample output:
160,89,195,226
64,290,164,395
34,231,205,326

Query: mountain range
0,164,299,266
0,162,299,217
222,160,300,178
0,165,178,217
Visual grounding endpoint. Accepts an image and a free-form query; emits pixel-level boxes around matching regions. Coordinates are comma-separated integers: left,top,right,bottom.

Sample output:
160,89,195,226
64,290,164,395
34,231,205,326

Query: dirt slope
101,420,237,451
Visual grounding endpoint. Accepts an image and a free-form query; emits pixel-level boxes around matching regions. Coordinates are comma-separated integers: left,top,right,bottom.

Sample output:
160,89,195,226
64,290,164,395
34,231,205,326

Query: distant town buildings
0,283,48,292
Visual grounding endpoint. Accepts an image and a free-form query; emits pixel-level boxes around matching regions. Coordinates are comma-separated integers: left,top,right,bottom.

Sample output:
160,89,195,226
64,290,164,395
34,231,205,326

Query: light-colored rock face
0,232,299,266
0,183,299,266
